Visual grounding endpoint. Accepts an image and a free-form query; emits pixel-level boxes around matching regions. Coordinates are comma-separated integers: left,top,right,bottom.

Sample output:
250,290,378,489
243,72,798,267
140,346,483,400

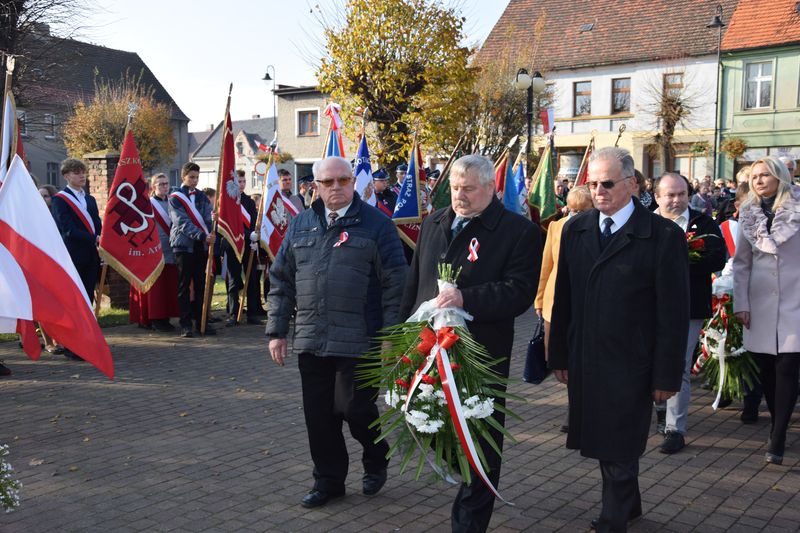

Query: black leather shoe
246,316,263,325
660,431,685,454
741,405,759,424
180,327,194,338
363,469,387,495
0,362,11,376
225,318,238,328
197,326,217,336
655,409,666,435
560,425,569,433
717,397,733,409
300,489,344,508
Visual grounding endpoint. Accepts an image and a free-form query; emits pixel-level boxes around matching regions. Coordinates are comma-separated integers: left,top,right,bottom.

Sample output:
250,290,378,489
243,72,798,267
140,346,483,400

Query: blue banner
392,144,421,223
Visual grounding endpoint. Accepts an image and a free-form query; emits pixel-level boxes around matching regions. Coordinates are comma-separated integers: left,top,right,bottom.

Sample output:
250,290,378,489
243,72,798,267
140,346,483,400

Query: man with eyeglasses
267,156,407,509
549,147,689,532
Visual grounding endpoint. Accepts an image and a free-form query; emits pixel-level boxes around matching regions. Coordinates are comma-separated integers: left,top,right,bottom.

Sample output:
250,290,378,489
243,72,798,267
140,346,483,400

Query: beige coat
534,217,567,322
733,185,800,354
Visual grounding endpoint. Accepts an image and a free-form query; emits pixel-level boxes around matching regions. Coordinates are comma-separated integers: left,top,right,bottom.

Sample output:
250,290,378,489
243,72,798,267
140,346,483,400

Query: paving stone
0,313,797,532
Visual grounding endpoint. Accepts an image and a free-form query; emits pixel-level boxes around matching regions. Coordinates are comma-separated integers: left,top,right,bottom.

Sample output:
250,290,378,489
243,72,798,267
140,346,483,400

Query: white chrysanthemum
405,409,430,429
416,383,435,400
417,419,445,433
463,397,494,419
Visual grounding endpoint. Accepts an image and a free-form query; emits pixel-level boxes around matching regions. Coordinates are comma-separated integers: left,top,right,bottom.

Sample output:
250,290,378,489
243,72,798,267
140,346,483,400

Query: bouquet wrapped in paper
358,264,519,501
692,260,759,408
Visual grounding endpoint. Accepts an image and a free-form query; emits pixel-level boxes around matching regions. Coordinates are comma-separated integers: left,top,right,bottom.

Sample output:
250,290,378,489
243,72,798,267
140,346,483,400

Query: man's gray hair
312,156,352,179
451,154,495,186
778,156,796,173
589,146,635,178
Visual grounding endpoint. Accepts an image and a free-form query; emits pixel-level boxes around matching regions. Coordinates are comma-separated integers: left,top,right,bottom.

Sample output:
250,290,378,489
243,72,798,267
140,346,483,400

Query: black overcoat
548,201,689,462
399,197,541,377
685,209,726,319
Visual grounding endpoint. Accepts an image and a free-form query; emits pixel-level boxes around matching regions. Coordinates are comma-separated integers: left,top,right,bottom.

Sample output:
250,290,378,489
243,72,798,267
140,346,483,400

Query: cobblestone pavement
0,312,798,533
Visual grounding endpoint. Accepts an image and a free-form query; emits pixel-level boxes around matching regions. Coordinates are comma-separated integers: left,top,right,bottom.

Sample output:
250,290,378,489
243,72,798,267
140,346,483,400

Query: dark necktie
328,212,339,227
452,217,469,239
600,217,613,248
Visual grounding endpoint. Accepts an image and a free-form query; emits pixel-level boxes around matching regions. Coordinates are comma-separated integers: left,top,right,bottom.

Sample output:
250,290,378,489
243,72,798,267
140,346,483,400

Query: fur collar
740,185,800,254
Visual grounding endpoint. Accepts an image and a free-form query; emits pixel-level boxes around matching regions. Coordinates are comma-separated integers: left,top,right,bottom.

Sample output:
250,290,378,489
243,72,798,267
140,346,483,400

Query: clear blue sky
81,1,509,131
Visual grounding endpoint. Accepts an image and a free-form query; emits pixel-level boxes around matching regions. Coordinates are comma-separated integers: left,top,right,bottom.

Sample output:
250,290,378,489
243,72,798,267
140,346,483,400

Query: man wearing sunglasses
549,147,689,532
267,156,407,509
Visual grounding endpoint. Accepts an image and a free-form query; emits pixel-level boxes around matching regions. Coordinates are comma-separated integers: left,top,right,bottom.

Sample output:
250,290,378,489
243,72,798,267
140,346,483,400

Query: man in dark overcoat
549,147,689,533
400,154,541,533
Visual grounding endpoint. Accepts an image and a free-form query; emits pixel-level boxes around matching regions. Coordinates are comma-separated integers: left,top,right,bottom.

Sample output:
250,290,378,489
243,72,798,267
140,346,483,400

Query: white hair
312,156,352,179
451,154,495,186
589,146,635,178
778,156,796,173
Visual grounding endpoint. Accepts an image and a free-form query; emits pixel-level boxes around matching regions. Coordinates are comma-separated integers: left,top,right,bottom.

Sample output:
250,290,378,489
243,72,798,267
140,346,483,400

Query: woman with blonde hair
128,174,180,332
733,156,800,465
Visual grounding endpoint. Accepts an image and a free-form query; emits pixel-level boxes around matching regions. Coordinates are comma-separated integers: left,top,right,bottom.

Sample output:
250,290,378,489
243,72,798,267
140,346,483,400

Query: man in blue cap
372,168,397,216
393,163,408,196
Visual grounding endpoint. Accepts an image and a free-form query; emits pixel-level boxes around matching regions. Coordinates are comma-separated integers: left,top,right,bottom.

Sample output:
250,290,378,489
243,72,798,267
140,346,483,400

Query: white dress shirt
66,185,87,209
324,202,353,224
597,199,635,235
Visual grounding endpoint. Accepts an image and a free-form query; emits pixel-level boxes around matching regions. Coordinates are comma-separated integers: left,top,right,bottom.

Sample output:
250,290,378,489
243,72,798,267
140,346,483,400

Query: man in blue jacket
169,162,216,338
267,156,407,509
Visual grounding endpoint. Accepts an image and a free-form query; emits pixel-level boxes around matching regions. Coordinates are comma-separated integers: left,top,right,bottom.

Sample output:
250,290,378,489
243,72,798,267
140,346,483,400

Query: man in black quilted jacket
267,156,407,509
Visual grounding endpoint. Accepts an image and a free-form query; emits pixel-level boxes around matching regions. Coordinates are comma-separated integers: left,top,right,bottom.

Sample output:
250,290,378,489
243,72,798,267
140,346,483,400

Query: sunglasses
315,176,353,188
587,176,632,190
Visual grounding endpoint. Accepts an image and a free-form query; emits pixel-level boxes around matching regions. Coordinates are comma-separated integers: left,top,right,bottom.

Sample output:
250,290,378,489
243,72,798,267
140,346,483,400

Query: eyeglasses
587,176,632,190
315,176,353,188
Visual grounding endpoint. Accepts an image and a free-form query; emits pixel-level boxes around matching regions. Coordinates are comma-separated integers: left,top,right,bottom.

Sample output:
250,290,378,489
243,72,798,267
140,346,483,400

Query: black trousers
596,459,642,533
298,353,389,494
74,255,99,305
753,352,800,456
175,244,207,329
451,402,506,533
224,244,261,318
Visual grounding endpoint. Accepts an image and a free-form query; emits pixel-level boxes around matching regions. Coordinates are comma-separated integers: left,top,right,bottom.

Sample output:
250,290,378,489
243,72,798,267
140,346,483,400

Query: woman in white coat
733,156,800,465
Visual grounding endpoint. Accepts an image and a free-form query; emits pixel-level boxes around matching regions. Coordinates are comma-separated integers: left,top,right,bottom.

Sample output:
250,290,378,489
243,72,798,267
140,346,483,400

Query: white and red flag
259,160,299,260
216,111,245,261
0,155,114,378
98,130,164,291
1,90,23,182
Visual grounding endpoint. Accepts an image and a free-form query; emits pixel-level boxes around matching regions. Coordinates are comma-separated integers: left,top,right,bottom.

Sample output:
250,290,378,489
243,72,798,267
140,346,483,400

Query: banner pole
237,152,273,323
200,83,233,335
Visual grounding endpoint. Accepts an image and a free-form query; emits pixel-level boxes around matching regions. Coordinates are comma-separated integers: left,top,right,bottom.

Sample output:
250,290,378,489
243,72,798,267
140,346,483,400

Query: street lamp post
262,65,277,138
513,68,546,169
707,5,725,180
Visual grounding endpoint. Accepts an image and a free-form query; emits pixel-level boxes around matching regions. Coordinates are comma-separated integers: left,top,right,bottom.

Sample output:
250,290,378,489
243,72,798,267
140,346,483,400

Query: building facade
718,0,800,179
477,0,738,180
13,25,189,187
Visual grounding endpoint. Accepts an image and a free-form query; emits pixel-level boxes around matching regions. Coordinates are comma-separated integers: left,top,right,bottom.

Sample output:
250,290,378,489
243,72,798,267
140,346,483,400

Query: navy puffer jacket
267,194,407,357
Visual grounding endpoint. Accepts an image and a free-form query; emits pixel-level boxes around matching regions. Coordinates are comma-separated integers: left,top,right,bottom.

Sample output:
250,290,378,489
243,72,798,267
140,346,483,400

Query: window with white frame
44,113,56,138
297,109,319,136
745,61,772,109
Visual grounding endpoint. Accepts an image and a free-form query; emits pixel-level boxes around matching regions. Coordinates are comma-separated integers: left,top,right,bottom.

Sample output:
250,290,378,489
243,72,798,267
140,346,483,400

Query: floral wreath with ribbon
358,264,520,504
692,260,759,406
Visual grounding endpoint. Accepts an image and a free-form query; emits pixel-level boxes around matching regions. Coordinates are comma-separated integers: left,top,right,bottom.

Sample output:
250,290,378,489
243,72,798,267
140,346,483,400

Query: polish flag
259,161,299,260
0,155,114,378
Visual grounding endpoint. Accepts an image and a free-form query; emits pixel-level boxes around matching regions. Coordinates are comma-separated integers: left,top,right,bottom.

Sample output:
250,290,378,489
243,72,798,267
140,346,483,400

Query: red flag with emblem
98,130,164,292
216,111,245,261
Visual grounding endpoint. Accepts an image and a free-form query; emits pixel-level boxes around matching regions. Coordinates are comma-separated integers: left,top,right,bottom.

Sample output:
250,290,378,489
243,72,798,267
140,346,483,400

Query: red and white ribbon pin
467,238,480,262
333,231,349,247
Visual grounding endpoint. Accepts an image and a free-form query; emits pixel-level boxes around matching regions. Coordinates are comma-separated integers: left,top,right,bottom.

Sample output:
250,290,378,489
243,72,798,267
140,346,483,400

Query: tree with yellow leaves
63,71,176,172
317,0,474,168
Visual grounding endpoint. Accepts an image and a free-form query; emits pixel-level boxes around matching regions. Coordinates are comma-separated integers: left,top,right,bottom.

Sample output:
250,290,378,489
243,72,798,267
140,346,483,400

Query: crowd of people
2,147,798,533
